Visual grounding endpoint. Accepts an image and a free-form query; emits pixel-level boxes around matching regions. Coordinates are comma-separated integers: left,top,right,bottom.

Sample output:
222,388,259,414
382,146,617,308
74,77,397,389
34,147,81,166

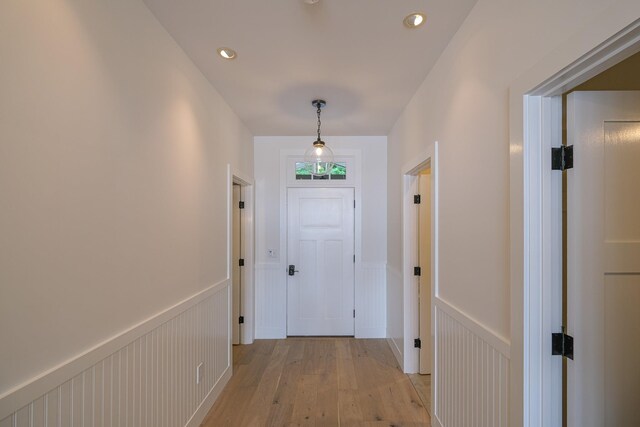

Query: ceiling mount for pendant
304,99,334,176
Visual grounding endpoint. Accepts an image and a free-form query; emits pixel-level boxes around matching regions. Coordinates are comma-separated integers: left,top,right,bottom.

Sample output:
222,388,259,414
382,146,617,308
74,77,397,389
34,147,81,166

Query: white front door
567,91,640,426
287,187,355,336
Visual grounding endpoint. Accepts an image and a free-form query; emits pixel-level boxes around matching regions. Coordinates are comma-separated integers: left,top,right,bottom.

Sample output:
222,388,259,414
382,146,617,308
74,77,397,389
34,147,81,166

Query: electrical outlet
196,362,204,385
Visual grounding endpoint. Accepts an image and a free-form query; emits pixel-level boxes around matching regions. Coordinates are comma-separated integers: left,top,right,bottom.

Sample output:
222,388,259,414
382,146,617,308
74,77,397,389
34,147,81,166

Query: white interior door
232,184,241,345
567,91,640,426
287,187,355,336
419,172,431,375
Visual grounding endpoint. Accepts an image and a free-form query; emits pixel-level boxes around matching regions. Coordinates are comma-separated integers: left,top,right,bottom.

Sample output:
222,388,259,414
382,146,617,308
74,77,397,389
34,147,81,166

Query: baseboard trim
186,365,232,427
355,327,386,339
0,279,230,420
434,296,511,358
387,337,403,370
255,327,287,339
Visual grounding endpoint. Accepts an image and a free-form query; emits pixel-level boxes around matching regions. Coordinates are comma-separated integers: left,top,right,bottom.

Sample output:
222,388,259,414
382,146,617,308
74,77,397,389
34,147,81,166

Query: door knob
288,265,299,276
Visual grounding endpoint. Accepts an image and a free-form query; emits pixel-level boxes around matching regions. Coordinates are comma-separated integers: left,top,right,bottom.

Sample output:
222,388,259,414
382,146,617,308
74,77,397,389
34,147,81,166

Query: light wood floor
408,374,431,417
201,338,431,426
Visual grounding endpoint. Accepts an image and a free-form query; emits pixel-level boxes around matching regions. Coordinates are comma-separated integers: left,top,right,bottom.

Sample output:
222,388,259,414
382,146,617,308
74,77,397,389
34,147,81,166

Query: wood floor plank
314,344,339,426
241,341,291,426
337,389,363,425
336,340,358,391
290,374,319,425
408,374,432,416
265,340,306,426
200,338,431,427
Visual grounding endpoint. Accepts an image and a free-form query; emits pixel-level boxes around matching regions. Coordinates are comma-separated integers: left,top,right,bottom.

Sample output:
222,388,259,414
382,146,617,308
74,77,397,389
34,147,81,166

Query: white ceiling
143,0,477,136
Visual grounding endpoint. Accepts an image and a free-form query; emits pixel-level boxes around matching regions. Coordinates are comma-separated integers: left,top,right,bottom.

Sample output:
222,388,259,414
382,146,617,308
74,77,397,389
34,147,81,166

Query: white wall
254,136,387,338
0,0,252,418
386,0,640,425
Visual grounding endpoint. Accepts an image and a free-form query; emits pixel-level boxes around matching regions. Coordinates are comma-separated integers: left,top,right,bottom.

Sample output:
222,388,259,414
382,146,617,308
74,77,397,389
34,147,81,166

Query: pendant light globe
304,139,334,176
304,99,334,176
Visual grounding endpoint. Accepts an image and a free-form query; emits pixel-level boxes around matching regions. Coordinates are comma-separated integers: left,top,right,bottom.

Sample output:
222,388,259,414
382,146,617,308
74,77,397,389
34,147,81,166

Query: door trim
227,164,255,346
510,17,640,427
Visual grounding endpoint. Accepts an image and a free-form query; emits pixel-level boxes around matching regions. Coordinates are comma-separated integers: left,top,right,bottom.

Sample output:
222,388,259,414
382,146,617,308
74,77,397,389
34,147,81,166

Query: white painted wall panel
355,263,387,338
0,283,231,427
255,263,287,338
434,300,509,427
386,265,404,367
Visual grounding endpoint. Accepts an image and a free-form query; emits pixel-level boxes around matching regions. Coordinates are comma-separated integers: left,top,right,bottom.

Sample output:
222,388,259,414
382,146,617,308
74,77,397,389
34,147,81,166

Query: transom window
295,162,347,180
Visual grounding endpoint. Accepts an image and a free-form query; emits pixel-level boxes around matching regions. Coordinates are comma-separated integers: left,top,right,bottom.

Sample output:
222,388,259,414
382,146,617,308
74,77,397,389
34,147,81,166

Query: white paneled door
567,91,640,426
287,187,355,336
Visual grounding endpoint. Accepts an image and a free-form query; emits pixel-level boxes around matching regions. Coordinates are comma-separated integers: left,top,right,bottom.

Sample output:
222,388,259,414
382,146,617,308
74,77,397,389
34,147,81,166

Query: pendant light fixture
304,99,334,176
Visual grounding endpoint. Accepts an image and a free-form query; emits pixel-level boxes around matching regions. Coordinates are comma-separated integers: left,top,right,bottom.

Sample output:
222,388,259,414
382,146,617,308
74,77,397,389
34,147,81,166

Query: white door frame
227,164,255,345
509,17,640,427
401,141,438,415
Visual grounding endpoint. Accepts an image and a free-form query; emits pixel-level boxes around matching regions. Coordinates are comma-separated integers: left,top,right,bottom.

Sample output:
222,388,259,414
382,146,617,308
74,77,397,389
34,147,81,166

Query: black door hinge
354,200,356,208
239,316,244,324
239,258,245,267
552,331,574,360
414,266,421,276
353,309,356,318
239,201,245,209
552,145,573,171
414,338,422,349
414,195,421,204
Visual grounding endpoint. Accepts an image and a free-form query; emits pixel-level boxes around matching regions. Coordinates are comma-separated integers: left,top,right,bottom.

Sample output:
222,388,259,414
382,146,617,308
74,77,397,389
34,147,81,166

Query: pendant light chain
317,103,322,142
305,99,334,176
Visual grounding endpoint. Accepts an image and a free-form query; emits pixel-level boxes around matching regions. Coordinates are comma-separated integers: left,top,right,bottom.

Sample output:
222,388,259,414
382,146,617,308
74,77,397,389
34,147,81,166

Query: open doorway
401,142,438,421
228,165,255,348
515,20,640,427
408,167,433,415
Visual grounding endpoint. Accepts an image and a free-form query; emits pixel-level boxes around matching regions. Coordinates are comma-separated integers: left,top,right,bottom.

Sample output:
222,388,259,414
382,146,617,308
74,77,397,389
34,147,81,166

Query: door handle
288,265,299,276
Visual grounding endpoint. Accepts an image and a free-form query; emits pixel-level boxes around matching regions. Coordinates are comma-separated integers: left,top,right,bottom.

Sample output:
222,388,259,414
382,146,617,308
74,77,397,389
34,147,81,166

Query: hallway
201,339,430,426
5,2,640,426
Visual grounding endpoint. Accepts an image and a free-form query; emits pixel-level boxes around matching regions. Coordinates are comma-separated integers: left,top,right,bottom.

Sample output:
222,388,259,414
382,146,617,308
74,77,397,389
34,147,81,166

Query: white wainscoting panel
0,281,231,427
355,262,386,338
386,265,404,368
434,298,510,427
255,263,286,338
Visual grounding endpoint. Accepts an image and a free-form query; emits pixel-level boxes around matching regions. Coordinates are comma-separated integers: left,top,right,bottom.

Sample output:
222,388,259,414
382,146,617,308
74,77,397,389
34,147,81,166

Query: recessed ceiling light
403,13,426,29
217,47,237,60
303,0,320,4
